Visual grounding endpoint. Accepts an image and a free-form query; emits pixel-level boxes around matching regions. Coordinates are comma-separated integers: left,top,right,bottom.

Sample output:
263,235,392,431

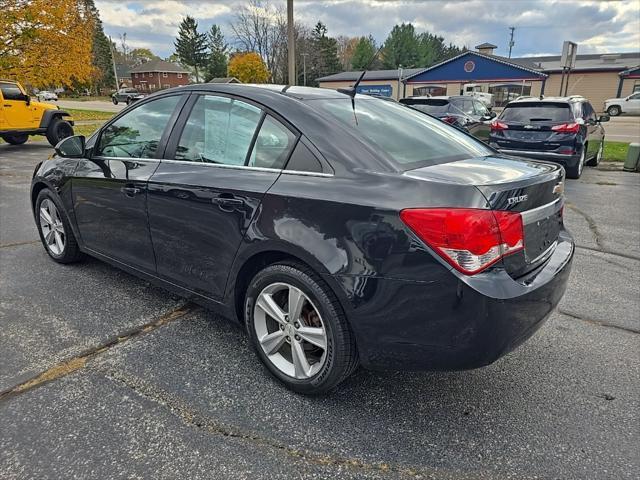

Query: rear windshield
501,102,573,123
407,100,450,115
312,97,491,169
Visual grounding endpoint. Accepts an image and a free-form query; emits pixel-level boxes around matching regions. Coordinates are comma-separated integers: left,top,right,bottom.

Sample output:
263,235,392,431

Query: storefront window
489,83,532,107
413,85,447,97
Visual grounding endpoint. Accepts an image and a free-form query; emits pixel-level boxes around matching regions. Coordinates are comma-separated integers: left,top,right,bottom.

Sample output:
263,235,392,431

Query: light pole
301,53,308,86
287,0,296,85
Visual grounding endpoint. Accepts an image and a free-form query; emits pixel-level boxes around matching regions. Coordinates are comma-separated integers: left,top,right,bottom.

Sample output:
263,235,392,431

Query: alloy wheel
253,282,328,379
39,198,65,255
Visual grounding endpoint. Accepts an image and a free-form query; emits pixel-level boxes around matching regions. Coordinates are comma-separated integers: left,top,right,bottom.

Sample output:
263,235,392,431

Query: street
0,142,639,479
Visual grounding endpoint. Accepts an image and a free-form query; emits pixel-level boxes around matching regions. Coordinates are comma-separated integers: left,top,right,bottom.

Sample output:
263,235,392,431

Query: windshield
501,103,573,123
312,97,492,169
408,100,450,115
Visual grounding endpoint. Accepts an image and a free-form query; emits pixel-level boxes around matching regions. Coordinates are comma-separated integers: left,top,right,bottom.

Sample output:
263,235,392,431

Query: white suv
604,92,640,116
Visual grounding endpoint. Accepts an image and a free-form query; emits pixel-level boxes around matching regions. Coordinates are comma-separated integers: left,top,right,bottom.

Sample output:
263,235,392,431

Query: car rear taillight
441,116,458,125
551,123,580,133
490,121,509,131
400,208,524,275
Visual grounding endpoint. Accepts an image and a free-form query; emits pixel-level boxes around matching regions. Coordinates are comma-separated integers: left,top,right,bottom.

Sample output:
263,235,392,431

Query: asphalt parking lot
1,142,638,479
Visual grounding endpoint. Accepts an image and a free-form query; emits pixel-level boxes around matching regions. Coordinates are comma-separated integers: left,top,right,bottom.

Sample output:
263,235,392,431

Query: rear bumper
337,229,574,371
496,148,581,168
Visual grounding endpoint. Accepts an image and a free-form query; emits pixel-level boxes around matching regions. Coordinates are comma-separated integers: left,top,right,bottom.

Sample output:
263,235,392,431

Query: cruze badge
507,194,528,206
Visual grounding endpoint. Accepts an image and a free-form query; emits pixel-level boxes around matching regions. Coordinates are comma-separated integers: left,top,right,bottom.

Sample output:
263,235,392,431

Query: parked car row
400,93,607,179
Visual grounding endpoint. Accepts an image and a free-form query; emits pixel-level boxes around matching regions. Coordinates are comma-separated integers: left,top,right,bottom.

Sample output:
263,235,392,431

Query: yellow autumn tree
0,0,95,89
228,52,270,84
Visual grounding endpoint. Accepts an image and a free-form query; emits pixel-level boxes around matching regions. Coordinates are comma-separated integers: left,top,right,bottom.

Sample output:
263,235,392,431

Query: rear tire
244,262,358,394
607,105,621,116
2,134,28,145
566,147,586,179
45,117,74,147
35,188,83,263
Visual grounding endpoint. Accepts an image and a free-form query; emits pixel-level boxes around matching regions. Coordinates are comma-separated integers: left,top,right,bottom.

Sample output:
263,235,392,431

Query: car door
626,93,640,114
581,102,600,159
471,100,492,142
146,93,298,300
72,94,186,271
0,82,30,128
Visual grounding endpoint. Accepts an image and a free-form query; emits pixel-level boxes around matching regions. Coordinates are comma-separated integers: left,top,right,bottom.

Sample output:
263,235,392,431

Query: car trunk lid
405,155,565,277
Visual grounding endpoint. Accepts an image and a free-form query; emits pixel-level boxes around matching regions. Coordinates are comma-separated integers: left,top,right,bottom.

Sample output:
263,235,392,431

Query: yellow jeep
0,80,74,146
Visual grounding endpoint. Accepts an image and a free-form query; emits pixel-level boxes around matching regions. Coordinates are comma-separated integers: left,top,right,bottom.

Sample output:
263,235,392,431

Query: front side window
314,97,491,169
0,82,25,101
175,95,262,165
629,93,640,100
473,101,489,116
97,95,180,158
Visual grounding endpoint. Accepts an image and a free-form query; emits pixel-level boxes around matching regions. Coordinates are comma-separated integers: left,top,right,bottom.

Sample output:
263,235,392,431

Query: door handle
4,104,11,107
121,186,143,197
211,194,243,211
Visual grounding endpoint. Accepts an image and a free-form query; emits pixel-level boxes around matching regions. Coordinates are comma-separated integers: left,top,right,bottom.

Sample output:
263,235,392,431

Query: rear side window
97,95,180,158
176,95,262,165
285,140,323,173
247,115,297,169
500,102,573,123
0,82,24,101
314,97,491,169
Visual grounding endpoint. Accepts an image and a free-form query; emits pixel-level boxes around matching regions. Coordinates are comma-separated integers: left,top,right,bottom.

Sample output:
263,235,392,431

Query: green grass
65,108,114,121
61,95,112,102
603,141,630,162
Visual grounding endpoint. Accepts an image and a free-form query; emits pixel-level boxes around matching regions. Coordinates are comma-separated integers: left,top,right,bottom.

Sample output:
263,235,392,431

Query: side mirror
598,115,610,123
55,135,85,158
24,94,31,106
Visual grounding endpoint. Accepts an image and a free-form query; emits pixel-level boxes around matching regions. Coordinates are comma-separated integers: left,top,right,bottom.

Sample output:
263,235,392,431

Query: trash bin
623,143,640,172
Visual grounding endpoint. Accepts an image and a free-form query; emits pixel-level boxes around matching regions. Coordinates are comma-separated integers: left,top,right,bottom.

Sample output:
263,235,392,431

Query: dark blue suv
489,96,608,179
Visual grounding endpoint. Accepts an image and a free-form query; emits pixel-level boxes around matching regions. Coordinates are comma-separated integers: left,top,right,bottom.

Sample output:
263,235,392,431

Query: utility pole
287,0,296,85
508,27,515,58
108,36,119,89
301,53,308,86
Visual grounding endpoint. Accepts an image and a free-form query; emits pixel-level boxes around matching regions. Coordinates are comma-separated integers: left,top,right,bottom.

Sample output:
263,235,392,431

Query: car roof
509,95,587,105
179,83,348,101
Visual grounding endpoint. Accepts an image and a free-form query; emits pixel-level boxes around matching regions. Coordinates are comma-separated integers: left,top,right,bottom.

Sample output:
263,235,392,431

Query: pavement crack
574,244,640,262
566,202,605,250
0,240,40,249
98,368,479,480
558,309,640,335
0,303,194,402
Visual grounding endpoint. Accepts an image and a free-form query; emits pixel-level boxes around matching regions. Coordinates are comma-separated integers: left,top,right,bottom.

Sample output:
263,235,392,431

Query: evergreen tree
204,25,228,81
83,0,115,92
351,35,377,70
308,22,341,86
381,23,421,69
174,16,208,82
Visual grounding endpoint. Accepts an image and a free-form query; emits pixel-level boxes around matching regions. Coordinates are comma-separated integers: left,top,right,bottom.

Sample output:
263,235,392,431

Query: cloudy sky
95,0,640,59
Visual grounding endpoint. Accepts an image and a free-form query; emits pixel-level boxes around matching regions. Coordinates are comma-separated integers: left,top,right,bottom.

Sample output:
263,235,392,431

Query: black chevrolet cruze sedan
31,84,574,394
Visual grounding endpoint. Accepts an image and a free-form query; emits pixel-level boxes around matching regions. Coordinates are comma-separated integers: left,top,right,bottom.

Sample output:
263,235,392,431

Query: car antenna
336,44,384,125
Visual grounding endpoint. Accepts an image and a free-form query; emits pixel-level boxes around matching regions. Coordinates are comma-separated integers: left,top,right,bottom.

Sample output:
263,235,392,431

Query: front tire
245,262,358,394
45,117,74,147
566,146,586,179
586,140,604,167
35,189,83,263
112,97,118,105
607,105,621,116
2,134,28,145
